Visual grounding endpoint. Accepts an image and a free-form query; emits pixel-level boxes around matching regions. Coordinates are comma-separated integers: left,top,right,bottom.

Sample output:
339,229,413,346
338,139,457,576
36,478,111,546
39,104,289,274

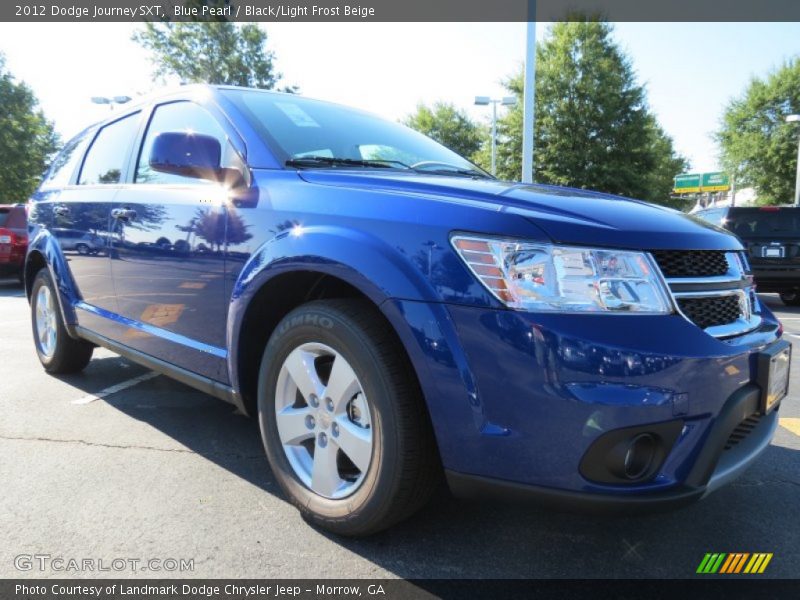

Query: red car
0,204,28,282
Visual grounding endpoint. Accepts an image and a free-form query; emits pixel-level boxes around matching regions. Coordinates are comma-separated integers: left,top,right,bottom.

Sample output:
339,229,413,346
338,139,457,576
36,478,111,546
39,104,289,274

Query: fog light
622,433,657,480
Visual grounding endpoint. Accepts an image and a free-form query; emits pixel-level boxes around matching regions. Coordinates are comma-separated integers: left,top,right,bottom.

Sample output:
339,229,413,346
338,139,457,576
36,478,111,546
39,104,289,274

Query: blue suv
26,86,791,535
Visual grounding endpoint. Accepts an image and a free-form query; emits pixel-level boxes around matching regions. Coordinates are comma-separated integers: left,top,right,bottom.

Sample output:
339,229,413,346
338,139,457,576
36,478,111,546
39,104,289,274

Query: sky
0,22,798,174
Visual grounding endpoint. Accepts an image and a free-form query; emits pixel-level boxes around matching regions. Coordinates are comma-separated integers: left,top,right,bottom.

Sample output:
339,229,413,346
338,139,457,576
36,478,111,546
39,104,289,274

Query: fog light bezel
579,420,683,485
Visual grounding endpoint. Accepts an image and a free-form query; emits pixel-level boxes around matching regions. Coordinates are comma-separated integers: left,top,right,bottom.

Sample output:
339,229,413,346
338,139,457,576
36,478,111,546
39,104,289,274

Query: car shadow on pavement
81,368,800,578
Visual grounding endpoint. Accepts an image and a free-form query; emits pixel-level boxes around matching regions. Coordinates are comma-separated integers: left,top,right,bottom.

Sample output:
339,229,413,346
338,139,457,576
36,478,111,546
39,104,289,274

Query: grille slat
676,295,741,330
651,250,729,278
724,415,762,450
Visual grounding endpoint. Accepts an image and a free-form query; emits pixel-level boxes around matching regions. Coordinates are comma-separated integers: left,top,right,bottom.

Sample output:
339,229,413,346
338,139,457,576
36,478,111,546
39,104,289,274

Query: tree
133,5,294,91
0,54,59,204
715,59,800,205
403,102,485,161
483,20,687,205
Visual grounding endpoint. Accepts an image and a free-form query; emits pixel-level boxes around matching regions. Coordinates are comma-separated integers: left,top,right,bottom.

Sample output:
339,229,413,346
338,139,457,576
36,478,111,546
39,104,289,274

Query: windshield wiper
411,163,493,179
286,156,411,170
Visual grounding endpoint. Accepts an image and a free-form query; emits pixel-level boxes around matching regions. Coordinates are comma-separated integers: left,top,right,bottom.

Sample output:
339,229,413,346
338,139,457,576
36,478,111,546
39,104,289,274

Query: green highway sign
673,172,731,194
674,173,701,193
701,172,730,192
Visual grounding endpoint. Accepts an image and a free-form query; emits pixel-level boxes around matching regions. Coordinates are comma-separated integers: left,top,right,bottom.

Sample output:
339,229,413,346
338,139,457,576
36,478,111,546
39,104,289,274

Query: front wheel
779,291,800,306
30,269,94,373
258,299,440,536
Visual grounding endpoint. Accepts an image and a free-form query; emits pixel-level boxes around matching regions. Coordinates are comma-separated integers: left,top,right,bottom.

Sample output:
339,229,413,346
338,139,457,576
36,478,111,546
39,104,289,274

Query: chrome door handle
111,208,137,221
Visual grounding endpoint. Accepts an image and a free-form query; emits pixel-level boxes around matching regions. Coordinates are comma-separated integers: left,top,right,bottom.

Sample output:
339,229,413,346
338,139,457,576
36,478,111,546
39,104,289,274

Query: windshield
727,208,800,237
221,89,487,176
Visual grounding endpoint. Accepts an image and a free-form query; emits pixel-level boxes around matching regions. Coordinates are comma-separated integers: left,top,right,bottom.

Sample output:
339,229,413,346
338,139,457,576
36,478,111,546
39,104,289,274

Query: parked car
51,228,106,255
25,86,790,535
0,203,28,282
694,205,800,305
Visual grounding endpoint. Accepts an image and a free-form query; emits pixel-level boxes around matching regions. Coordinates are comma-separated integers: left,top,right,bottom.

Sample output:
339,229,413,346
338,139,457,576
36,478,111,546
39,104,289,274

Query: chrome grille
649,250,760,338
676,295,742,330
651,250,729,278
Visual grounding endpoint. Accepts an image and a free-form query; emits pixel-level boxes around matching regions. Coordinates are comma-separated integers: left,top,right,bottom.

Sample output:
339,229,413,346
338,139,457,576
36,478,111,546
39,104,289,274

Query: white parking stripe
71,371,160,405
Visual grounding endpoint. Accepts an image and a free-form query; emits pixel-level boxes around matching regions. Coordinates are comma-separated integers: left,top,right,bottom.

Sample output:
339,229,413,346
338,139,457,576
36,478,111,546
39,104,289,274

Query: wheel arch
232,268,436,422
25,231,81,337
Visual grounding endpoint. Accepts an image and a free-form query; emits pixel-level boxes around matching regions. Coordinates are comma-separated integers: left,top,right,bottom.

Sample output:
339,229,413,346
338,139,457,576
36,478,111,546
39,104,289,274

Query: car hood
297,171,741,251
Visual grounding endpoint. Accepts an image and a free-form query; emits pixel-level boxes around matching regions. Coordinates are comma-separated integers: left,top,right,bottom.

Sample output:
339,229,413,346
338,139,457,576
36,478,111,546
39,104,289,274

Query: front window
221,89,488,177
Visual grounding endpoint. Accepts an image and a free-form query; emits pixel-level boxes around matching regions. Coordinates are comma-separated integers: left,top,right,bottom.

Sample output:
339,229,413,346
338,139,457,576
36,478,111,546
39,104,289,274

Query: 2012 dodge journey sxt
25,85,791,535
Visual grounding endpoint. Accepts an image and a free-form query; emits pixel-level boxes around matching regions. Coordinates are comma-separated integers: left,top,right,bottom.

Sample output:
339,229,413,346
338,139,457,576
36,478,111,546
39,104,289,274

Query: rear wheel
30,269,94,373
258,299,440,536
779,291,800,306
75,244,90,255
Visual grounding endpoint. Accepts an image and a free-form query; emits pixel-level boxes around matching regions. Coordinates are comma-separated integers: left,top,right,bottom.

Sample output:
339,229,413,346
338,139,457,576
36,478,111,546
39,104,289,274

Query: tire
75,244,90,255
779,291,800,307
30,269,94,374
258,299,440,536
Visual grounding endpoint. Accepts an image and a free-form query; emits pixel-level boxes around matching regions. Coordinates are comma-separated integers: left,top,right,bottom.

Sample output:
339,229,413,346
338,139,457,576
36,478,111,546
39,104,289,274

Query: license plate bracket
757,340,791,414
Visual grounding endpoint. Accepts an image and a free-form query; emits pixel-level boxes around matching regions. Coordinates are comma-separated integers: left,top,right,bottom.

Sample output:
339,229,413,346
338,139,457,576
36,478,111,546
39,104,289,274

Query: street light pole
475,96,517,177
491,100,497,176
522,14,537,184
788,115,800,206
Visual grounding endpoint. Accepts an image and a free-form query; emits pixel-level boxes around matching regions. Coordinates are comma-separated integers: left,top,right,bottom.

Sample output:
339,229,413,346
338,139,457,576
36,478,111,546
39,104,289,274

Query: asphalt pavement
1,277,798,579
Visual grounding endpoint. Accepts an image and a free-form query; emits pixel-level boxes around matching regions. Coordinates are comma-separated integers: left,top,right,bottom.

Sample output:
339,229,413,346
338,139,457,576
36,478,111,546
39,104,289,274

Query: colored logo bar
696,553,773,574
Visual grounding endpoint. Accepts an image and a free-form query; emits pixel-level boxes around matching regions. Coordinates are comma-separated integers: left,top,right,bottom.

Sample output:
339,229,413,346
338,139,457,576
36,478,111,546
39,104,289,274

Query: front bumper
387,299,785,506
446,384,779,512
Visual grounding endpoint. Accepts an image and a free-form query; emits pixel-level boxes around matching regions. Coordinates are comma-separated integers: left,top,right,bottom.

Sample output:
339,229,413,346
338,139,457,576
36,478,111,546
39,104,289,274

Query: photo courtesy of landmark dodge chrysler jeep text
24,85,791,535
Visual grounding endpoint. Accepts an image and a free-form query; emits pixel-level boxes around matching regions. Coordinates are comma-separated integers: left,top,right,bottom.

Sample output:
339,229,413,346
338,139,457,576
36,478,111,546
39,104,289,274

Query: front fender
227,224,441,389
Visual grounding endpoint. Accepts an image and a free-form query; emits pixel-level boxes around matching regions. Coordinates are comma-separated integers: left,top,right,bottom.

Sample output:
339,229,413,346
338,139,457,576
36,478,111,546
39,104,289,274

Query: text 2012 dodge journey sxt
25,85,791,535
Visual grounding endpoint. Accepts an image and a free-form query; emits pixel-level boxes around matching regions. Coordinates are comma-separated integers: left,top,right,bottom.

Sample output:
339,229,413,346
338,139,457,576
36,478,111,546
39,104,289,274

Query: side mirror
149,132,224,183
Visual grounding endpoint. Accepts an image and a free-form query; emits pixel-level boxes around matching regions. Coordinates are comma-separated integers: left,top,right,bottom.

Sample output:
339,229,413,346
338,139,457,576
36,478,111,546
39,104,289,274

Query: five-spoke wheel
258,299,440,536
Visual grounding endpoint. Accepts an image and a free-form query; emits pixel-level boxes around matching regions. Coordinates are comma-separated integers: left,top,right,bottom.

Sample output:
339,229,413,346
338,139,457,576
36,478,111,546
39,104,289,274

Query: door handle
53,205,70,216
111,208,137,221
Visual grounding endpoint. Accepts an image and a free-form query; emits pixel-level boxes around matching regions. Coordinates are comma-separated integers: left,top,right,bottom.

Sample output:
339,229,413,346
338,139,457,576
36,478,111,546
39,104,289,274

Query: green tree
715,59,800,205
133,6,294,91
403,102,485,161
484,20,687,204
0,54,59,204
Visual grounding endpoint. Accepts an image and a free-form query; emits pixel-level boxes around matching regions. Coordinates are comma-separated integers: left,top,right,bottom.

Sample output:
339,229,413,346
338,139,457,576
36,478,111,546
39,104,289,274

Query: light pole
475,96,517,176
787,114,800,206
91,96,132,111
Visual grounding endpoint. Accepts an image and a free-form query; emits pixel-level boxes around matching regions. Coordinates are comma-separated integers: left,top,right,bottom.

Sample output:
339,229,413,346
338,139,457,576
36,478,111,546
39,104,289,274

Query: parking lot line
71,371,160,405
779,418,800,437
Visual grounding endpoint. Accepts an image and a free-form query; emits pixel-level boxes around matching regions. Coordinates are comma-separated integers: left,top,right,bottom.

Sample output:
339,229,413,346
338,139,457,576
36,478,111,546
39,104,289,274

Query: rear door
728,207,800,261
727,207,800,289
52,112,143,335
108,100,233,382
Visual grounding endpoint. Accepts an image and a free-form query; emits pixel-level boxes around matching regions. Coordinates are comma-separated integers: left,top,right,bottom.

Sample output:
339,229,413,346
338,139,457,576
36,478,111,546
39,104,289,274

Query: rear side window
78,112,141,185
42,131,92,189
4,207,26,228
0,209,8,227
136,101,229,185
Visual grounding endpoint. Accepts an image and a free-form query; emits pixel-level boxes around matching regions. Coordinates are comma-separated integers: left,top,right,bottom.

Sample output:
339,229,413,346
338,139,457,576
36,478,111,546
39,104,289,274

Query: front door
109,101,232,382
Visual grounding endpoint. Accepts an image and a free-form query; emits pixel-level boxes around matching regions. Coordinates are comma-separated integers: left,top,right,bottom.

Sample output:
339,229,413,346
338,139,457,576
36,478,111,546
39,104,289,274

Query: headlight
452,235,673,314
